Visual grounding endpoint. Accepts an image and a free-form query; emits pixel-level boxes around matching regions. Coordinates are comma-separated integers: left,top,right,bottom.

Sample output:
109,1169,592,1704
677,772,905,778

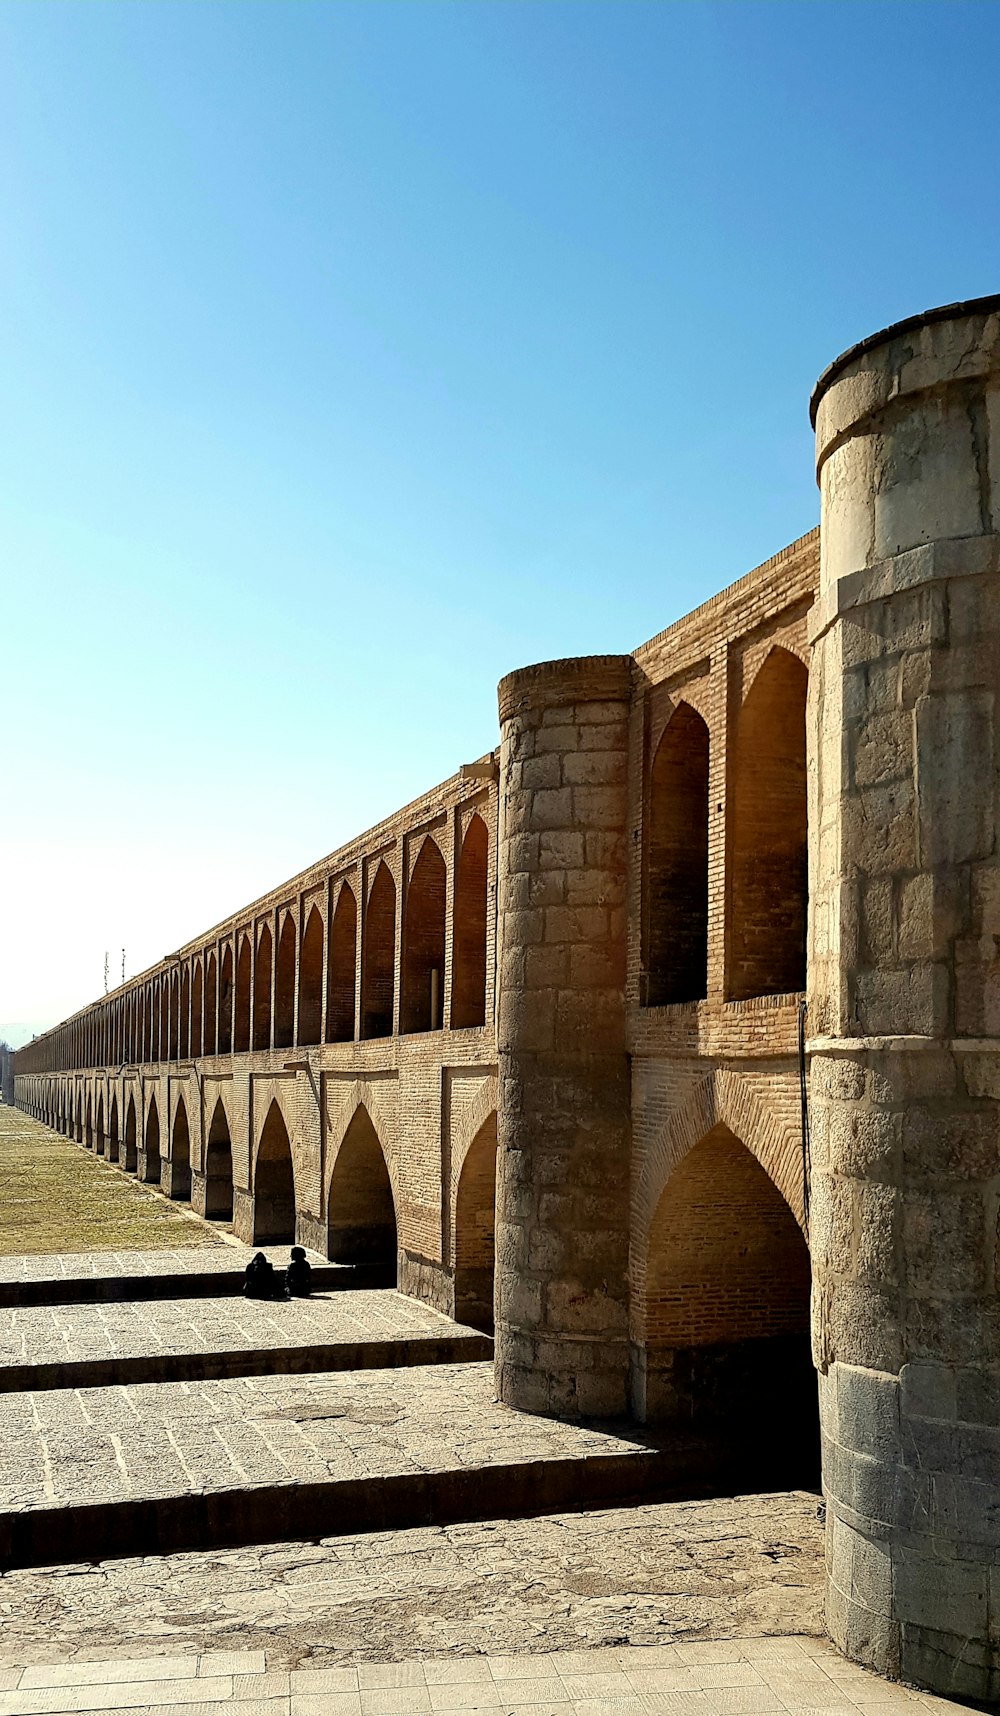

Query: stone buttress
809,297,1000,1697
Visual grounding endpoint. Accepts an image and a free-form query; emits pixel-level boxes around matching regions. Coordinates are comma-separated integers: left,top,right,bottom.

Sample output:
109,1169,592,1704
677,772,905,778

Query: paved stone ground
0,1111,221,1258
0,1633,961,1716
0,1362,650,1517
0,1293,486,1387
0,1494,824,1672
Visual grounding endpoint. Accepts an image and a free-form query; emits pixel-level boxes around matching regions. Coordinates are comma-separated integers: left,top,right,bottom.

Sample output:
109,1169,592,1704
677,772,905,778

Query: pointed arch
220,945,235,1054
253,1099,296,1243
158,983,169,1062
108,1092,120,1164
95,1092,105,1156
362,863,396,1039
298,906,323,1046
327,1105,397,1266
204,1096,234,1220
274,914,296,1049
453,1111,497,1332
170,1097,191,1200
84,1093,93,1149
234,937,251,1053
451,814,488,1029
327,884,357,1042
636,1121,813,1452
402,838,446,1034
253,925,273,1051
123,1093,138,1173
204,953,217,1056
169,971,180,1060
179,966,190,1059
191,960,203,1058
143,1094,161,1183
645,702,710,1006
727,646,808,1001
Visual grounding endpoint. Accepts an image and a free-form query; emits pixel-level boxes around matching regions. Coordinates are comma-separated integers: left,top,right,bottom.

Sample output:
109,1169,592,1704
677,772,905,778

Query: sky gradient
3,0,999,1042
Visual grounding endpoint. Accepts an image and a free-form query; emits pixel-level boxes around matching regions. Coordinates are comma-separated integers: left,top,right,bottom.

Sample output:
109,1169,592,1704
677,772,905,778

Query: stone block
872,393,984,559
852,963,946,1038
901,1108,998,1180
836,1362,900,1462
528,787,574,831
853,710,913,789
900,1360,957,1423
826,1107,899,1179
895,1546,988,1635
903,1188,987,1296
916,691,995,867
856,1181,898,1286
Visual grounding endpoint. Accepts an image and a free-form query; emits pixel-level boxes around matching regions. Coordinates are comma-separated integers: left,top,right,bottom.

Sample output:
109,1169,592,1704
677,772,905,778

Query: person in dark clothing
243,1251,279,1300
285,1245,312,1297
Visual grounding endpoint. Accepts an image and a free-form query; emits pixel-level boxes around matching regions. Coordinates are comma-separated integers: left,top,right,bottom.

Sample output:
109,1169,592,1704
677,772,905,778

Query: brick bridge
16,298,1000,1699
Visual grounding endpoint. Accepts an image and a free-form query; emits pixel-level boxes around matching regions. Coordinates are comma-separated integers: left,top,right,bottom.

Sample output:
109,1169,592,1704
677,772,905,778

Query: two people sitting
243,1245,312,1300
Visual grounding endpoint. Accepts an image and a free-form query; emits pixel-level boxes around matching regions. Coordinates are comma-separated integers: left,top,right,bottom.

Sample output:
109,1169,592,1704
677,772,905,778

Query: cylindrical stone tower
494,655,632,1419
809,298,1000,1697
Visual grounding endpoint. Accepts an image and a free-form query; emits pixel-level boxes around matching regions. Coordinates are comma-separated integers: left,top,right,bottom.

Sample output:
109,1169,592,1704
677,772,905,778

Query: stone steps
0,1260,394,1308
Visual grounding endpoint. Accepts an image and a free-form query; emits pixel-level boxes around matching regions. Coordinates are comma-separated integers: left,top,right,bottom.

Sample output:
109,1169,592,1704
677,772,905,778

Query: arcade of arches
16,532,819,1443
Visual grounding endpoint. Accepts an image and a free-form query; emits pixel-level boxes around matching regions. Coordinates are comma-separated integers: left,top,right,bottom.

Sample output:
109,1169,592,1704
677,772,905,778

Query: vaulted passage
327,1107,396,1266
253,1100,295,1244
362,864,395,1039
171,1098,191,1200
108,1093,119,1164
143,1096,161,1184
253,927,273,1052
204,954,218,1055
274,915,296,1049
646,703,709,1006
451,814,488,1029
179,967,190,1059
639,1123,814,1476
204,1097,234,1220
727,647,808,1001
234,939,251,1054
84,1096,93,1150
123,1095,137,1172
95,1093,105,1156
220,947,235,1055
401,838,446,1034
169,973,179,1060
298,906,323,1046
454,1112,498,1332
191,961,203,1058
327,885,357,1043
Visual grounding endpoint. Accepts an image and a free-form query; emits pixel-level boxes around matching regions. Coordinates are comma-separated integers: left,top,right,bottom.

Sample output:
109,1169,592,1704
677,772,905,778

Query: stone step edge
0,1262,396,1308
0,1442,743,1570
0,1332,494,1395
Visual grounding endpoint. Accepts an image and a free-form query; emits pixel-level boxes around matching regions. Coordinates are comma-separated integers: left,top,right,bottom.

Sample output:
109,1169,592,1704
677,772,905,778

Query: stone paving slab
0,1363,711,1567
0,1636,969,1716
0,1493,825,1671
0,1248,394,1308
0,1292,491,1391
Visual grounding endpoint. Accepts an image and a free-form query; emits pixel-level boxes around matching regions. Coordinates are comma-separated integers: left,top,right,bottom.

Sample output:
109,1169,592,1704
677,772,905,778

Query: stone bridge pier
809,298,1000,1698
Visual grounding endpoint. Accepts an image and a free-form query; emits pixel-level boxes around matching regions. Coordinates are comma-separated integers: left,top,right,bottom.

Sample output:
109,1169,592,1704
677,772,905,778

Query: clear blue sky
3,0,999,1039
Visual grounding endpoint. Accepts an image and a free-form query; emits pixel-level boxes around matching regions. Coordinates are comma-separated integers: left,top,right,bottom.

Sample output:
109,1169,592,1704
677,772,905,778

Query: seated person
285,1245,312,1297
243,1251,279,1300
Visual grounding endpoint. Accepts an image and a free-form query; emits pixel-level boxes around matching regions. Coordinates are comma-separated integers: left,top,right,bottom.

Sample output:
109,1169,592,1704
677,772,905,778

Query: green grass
0,1103,225,1256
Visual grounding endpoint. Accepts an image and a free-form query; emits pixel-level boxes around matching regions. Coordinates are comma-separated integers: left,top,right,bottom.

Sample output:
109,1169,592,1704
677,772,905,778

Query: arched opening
204,1097,234,1220
75,1093,83,1144
139,994,148,1063
108,1093,120,1164
274,915,296,1049
454,1112,498,1332
143,1095,161,1184
253,926,272,1051
401,838,446,1034
191,961,203,1058
179,966,190,1059
123,1095,138,1173
639,1123,815,1477
362,863,396,1039
95,1093,105,1156
327,1106,396,1266
220,946,234,1055
169,972,179,1061
645,703,710,1006
298,907,323,1046
234,938,251,1053
204,953,218,1056
253,1100,296,1244
158,984,169,1062
327,884,357,1043
84,1094,93,1149
727,648,808,1001
451,814,488,1029
170,1097,191,1200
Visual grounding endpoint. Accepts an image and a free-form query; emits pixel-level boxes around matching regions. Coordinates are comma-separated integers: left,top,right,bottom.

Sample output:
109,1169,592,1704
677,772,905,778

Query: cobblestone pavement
0,1293,484,1380
0,1633,962,1716
0,1248,269,1288
0,1495,824,1672
0,1363,646,1517
0,1111,221,1259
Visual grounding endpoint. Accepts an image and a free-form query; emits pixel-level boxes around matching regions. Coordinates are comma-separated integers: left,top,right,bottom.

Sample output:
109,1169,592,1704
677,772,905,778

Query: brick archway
326,1103,397,1267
